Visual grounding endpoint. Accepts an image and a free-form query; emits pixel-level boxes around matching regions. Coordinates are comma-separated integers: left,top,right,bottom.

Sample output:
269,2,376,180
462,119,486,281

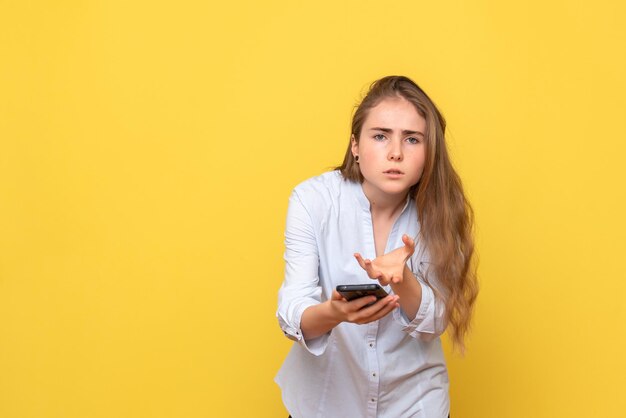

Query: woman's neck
362,184,409,221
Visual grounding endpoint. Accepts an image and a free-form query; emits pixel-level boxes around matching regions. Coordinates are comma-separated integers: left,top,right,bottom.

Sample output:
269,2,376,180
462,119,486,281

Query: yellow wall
1,1,625,417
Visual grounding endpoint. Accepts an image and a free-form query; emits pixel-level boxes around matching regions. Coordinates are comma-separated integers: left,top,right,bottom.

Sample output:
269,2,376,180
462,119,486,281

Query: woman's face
352,96,427,202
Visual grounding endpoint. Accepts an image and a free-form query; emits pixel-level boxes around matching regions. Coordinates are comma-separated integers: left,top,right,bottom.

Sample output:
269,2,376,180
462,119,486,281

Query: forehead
363,97,426,130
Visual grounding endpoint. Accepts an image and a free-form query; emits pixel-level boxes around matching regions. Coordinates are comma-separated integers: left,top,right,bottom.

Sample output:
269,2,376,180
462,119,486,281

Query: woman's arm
389,264,422,321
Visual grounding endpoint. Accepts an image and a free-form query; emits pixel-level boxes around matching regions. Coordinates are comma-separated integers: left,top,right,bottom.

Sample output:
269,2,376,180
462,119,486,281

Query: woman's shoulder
292,170,345,196
290,170,354,211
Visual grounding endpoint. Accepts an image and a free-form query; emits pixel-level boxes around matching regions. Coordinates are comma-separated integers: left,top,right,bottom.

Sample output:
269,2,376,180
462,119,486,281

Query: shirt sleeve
392,260,448,341
276,189,330,356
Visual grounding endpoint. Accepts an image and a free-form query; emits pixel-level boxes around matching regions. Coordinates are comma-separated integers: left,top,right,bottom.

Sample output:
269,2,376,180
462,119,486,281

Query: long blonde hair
337,76,478,352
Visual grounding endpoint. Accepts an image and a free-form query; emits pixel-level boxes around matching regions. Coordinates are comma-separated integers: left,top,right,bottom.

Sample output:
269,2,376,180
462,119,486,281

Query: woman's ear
351,135,358,157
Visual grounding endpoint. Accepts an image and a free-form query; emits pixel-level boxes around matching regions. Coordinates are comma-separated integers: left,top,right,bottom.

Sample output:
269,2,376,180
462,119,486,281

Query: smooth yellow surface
1,1,625,417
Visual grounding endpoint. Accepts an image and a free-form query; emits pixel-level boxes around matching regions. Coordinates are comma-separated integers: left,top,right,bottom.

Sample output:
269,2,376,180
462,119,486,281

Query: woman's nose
388,140,403,161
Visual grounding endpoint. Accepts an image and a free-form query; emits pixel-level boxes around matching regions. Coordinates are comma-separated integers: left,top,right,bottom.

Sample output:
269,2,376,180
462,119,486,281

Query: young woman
275,76,478,418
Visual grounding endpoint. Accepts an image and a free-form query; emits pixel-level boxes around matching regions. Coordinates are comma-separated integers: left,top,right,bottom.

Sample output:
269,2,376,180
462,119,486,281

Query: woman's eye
374,134,386,141
406,137,420,144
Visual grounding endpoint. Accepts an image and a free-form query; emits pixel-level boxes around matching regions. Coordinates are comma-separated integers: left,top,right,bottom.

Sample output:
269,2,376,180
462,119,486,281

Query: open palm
354,234,416,286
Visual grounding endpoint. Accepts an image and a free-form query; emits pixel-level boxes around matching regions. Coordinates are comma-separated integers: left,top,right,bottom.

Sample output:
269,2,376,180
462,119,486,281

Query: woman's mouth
383,169,404,178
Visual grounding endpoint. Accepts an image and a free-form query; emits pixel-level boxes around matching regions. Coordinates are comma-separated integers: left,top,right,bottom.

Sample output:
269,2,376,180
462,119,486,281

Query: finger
371,295,400,316
378,273,392,286
373,275,386,284
354,253,367,270
368,298,400,322
348,295,378,311
356,297,399,324
357,256,379,279
363,258,374,271
357,295,397,317
402,234,414,247
364,259,383,279
402,234,416,255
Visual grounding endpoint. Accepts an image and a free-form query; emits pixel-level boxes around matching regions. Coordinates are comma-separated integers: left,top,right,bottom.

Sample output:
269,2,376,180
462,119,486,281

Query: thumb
402,234,415,248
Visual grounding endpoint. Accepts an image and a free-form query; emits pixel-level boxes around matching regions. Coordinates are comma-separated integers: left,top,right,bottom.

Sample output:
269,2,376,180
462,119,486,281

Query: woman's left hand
354,234,416,286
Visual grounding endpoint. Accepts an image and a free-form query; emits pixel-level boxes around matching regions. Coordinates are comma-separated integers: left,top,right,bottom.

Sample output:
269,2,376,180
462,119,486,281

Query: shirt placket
365,321,380,418
359,188,409,418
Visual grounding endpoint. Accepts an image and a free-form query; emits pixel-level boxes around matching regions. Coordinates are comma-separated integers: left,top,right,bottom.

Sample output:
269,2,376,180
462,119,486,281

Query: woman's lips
383,169,404,178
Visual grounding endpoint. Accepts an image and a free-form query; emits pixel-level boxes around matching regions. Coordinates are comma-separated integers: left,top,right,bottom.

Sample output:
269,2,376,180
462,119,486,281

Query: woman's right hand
328,290,400,325
301,290,400,340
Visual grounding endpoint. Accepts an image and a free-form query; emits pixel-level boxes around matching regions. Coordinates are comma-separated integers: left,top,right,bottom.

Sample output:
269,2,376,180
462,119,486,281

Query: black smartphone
336,284,389,303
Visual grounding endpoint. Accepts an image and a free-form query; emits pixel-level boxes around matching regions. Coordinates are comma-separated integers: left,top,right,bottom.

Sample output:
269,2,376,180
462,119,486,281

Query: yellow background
1,1,625,417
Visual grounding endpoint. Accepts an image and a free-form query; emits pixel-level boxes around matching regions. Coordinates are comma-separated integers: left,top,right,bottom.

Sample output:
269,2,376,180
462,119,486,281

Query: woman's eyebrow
369,127,424,136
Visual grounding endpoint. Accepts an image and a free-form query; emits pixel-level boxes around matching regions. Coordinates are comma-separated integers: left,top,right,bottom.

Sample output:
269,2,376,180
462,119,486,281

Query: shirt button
371,398,376,402
369,343,374,347
372,373,376,377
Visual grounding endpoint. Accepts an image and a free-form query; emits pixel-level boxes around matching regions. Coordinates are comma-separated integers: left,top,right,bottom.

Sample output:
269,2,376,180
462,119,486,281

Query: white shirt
275,171,450,418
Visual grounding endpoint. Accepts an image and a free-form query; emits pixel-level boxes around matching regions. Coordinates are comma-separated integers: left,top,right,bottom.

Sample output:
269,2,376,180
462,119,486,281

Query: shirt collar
352,180,413,213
